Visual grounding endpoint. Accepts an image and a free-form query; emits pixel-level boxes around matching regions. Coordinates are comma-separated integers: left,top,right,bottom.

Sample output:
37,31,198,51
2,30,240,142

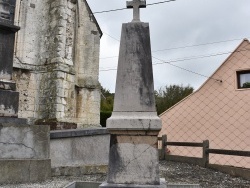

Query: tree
100,86,114,112
99,84,194,126
155,84,194,115
100,86,114,127
242,82,250,88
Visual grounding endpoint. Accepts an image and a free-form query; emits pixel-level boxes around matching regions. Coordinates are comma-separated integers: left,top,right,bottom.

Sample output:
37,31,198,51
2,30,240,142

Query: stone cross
126,0,146,22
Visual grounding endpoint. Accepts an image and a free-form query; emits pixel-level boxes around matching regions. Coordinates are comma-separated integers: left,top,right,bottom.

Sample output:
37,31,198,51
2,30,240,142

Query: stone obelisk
99,0,166,187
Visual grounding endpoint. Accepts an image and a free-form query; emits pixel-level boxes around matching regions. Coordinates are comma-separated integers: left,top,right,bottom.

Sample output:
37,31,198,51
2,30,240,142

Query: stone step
167,185,200,188
64,181,200,188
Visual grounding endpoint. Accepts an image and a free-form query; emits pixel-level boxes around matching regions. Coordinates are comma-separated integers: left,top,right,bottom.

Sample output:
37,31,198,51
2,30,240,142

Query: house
12,0,102,129
159,39,250,168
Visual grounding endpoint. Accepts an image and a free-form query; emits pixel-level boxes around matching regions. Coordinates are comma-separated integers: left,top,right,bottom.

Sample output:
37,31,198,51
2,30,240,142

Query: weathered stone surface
0,159,51,184
52,164,108,177
0,0,20,119
12,0,101,128
0,28,16,80
113,22,155,112
107,112,162,130
50,128,110,168
0,0,20,80
0,0,16,24
65,181,200,188
0,123,50,159
167,185,200,188
0,90,19,117
50,127,109,138
126,0,146,22
0,117,26,124
107,22,162,131
0,123,51,184
106,134,160,185
103,19,165,187
65,182,102,188
0,80,16,90
100,178,167,188
37,120,77,130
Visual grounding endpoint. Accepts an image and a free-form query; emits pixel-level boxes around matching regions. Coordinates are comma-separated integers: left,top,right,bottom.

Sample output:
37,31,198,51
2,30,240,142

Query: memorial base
105,130,161,185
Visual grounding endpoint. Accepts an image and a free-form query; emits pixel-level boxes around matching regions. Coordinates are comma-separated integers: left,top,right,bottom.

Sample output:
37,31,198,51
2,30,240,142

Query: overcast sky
87,0,250,93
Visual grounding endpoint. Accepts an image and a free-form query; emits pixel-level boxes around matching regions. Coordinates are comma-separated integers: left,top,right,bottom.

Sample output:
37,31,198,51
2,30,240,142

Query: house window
237,70,250,89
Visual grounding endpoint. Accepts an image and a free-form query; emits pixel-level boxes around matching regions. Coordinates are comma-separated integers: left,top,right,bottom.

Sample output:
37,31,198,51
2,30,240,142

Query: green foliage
100,86,114,112
155,84,194,115
99,84,194,125
242,82,250,88
100,111,112,127
100,86,114,127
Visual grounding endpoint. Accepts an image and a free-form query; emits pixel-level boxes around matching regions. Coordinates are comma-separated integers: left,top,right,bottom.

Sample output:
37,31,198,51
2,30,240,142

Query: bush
242,82,250,88
100,111,112,127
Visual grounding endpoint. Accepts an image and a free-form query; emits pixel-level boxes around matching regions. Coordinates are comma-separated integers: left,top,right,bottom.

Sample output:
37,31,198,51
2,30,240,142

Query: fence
158,135,250,180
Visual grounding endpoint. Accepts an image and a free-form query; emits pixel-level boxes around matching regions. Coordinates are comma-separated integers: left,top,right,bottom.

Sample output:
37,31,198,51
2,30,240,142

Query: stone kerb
100,179,167,188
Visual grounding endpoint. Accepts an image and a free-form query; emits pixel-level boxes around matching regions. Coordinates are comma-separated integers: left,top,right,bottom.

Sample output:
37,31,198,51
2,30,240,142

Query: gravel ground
160,161,250,188
0,161,249,188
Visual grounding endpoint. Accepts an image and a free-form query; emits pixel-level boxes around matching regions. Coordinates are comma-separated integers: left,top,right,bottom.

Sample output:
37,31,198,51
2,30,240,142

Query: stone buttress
13,0,102,129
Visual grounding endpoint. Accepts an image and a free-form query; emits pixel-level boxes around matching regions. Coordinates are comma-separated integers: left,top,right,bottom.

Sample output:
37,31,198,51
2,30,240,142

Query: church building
12,0,102,129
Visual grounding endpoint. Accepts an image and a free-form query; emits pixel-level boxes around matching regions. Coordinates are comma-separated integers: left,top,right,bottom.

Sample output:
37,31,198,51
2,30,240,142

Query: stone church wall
12,0,101,129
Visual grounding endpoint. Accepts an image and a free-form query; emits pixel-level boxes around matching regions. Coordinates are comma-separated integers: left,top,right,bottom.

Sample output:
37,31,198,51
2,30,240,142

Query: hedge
100,111,112,127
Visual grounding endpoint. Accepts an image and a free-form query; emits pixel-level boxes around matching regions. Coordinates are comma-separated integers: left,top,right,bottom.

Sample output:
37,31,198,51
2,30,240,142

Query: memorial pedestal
100,20,166,188
100,130,163,187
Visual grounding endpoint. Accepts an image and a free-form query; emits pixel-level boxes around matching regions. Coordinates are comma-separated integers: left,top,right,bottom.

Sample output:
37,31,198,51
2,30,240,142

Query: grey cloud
88,0,250,92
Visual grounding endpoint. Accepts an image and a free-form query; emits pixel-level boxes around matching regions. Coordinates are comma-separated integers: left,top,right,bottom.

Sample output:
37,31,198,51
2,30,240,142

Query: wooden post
202,140,209,167
157,136,161,159
160,134,167,160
